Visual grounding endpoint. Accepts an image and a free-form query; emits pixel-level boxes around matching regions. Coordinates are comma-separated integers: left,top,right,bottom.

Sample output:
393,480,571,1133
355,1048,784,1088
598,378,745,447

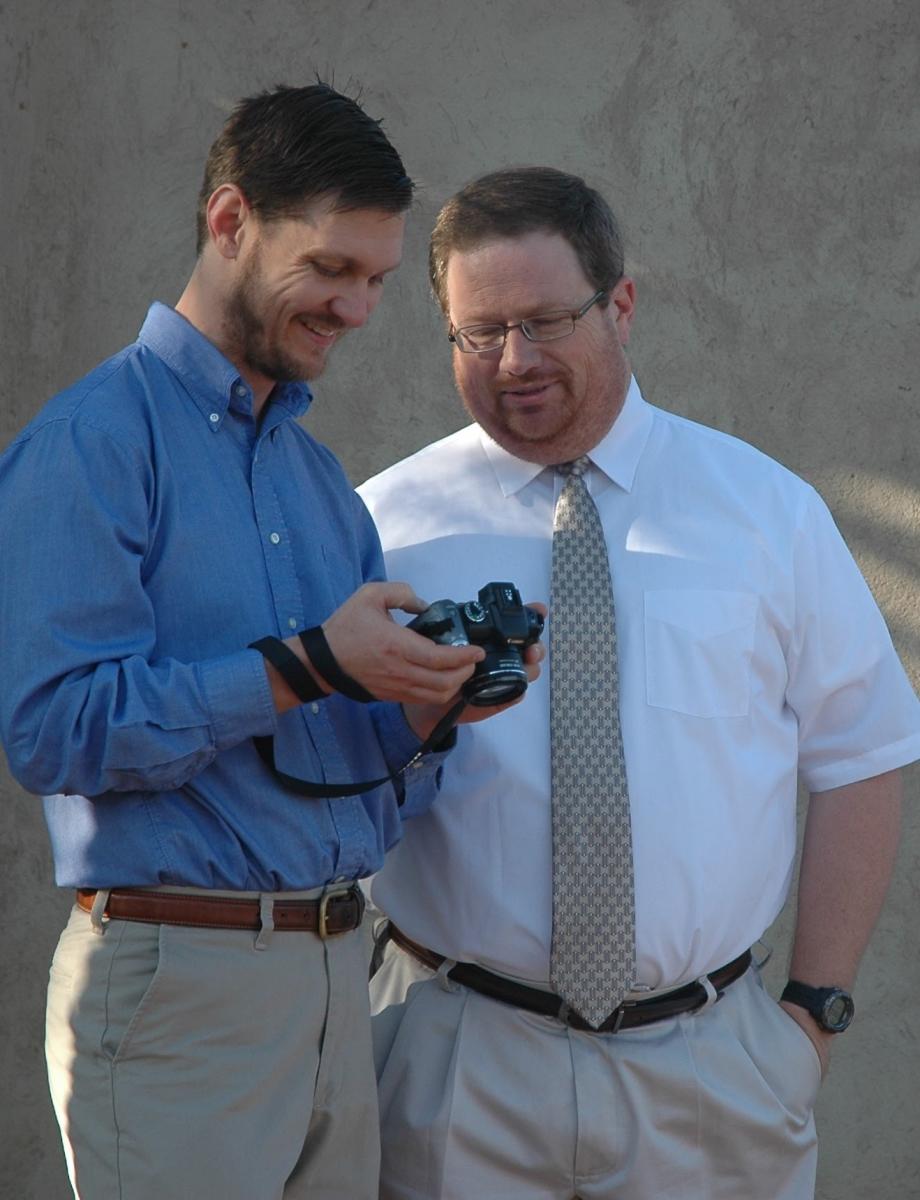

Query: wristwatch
781,980,855,1033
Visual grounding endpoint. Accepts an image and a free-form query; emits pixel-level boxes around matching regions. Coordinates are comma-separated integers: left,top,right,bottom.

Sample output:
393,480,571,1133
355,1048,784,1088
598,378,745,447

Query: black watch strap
781,980,855,1033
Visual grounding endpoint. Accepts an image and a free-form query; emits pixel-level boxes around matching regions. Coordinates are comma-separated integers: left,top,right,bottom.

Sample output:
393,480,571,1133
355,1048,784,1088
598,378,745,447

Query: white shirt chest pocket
644,589,759,718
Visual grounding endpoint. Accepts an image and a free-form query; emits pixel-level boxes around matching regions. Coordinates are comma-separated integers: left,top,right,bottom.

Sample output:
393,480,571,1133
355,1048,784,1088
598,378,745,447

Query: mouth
499,380,556,408
297,317,342,348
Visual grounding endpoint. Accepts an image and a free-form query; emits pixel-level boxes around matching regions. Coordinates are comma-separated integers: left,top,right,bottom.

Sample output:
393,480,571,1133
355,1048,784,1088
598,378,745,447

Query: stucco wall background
1,2,917,1196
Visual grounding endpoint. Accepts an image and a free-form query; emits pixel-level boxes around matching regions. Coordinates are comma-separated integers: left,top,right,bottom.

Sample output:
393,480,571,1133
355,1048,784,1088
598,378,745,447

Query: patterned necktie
549,456,636,1028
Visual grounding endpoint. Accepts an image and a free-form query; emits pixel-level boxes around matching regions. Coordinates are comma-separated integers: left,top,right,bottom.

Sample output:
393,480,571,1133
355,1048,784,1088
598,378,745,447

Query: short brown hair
196,83,413,254
429,167,624,312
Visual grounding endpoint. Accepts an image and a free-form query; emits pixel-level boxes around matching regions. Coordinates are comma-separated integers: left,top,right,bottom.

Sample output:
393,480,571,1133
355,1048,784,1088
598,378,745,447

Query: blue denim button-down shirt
0,303,447,889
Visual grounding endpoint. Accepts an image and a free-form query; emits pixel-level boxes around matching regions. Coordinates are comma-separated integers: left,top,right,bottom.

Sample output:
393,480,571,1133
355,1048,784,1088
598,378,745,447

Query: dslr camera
409,581,544,706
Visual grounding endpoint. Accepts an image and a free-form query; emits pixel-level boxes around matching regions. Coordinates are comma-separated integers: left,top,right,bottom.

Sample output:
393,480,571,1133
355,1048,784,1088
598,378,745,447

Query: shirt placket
250,422,366,879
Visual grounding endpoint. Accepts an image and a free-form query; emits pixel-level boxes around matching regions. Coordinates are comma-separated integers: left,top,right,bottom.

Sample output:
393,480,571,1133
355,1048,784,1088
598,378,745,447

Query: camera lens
466,675,527,705
463,649,528,706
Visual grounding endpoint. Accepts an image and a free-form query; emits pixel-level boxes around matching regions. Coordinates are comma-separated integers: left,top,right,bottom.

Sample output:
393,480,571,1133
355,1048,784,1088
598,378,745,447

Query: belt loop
435,958,459,993
89,889,110,935
255,894,275,950
693,973,719,1015
752,939,773,969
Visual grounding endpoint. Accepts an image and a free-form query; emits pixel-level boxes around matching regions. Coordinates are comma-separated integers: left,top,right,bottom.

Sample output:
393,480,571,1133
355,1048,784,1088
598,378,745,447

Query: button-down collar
137,303,312,430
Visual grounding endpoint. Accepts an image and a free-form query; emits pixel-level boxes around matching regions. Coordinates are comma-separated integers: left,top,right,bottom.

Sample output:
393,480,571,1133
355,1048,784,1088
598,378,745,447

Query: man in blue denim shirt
0,85,535,1200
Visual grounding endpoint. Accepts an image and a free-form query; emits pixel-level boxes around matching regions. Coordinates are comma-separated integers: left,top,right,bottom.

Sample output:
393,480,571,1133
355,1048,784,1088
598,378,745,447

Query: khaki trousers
371,940,821,1200
47,899,379,1200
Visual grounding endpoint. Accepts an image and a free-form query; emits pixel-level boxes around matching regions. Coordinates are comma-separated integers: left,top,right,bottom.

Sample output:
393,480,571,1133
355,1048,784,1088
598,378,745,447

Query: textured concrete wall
1,2,917,1196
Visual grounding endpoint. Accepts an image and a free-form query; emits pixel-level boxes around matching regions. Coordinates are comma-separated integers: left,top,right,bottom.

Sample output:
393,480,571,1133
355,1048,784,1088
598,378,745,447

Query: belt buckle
317,884,360,939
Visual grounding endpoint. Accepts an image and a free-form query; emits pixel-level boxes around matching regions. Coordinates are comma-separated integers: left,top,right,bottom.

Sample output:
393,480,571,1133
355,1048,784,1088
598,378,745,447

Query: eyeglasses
448,290,607,354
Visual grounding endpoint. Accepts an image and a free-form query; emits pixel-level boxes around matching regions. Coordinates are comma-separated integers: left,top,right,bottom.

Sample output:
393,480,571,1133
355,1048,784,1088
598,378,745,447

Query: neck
175,266,274,417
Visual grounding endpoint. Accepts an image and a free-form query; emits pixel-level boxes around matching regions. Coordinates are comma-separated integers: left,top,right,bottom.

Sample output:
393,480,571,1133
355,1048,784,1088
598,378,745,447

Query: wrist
781,980,855,1034
779,999,834,1077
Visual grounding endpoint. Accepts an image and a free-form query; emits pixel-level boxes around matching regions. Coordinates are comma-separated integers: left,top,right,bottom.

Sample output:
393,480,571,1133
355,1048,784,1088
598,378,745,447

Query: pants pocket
100,919,165,1061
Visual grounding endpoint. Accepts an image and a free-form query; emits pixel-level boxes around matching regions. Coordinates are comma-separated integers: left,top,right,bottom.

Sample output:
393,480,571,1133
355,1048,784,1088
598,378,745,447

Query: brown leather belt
388,923,751,1033
76,885,365,938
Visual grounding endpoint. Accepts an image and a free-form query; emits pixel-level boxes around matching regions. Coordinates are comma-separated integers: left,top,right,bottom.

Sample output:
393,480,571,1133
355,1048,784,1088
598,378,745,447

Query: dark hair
195,83,413,253
429,167,624,312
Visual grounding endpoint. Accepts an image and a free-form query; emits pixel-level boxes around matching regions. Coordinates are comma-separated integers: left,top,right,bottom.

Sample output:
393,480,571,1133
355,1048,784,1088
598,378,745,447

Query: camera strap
251,698,466,800
249,632,466,800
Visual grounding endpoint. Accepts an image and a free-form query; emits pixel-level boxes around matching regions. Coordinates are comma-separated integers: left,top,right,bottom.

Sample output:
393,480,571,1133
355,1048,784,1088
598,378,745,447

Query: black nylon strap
299,626,376,704
251,698,465,801
249,636,326,704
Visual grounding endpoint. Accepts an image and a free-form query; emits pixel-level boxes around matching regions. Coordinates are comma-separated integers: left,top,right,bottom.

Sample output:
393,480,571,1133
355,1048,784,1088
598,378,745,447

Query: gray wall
1,2,918,1196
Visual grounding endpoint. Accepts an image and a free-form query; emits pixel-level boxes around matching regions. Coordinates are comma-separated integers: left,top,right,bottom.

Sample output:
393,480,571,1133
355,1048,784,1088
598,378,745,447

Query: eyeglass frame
447,289,608,354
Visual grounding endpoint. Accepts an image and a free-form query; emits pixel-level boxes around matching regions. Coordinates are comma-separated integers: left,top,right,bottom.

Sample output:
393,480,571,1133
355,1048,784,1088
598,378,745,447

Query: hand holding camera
409,582,545,707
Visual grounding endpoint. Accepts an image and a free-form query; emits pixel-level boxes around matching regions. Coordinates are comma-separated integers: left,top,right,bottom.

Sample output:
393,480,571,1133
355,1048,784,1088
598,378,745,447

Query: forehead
445,231,589,321
263,200,407,271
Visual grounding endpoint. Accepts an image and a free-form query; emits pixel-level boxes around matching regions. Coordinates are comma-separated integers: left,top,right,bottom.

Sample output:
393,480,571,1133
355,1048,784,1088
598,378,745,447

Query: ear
205,184,251,260
610,277,637,346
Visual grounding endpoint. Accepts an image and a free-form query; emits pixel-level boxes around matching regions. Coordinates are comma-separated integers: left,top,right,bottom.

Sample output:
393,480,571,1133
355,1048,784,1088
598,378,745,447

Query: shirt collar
136,302,312,429
478,375,654,497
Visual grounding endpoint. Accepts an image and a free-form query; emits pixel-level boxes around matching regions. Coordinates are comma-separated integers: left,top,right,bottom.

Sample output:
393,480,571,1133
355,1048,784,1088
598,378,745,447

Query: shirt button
234,383,247,398
209,412,219,424
311,703,320,715
287,617,298,630
269,532,281,545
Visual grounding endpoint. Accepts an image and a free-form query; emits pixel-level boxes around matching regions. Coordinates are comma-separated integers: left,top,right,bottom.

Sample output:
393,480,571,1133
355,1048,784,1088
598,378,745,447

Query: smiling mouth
298,318,342,345
500,381,555,405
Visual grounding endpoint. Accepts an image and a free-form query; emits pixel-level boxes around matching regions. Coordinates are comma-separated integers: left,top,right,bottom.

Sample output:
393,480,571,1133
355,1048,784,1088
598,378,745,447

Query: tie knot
559,455,590,479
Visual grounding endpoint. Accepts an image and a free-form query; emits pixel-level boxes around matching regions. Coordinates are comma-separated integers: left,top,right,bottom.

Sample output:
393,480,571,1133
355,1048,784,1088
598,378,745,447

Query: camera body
408,581,544,706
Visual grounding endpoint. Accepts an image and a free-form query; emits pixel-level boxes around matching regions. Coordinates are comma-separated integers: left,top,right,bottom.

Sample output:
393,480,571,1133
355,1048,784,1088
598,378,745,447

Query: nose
329,283,373,329
499,325,542,374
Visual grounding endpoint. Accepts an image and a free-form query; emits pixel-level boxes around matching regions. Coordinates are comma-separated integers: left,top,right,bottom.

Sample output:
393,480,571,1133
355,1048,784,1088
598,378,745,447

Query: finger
395,627,485,668
379,665,473,705
395,594,430,616
371,580,428,614
525,600,548,618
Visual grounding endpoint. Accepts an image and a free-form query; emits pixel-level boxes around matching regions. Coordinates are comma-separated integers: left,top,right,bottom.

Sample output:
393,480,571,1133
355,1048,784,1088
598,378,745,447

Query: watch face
822,990,855,1032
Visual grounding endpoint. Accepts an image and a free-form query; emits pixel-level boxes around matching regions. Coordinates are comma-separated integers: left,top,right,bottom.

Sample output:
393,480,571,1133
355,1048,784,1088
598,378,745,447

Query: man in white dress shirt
358,167,920,1200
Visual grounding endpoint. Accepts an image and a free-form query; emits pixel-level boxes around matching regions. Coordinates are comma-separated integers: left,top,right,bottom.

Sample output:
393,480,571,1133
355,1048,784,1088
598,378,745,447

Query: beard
224,253,341,385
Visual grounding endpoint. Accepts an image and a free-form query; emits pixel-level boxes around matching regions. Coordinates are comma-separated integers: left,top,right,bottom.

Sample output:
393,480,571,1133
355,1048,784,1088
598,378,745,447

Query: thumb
374,580,429,615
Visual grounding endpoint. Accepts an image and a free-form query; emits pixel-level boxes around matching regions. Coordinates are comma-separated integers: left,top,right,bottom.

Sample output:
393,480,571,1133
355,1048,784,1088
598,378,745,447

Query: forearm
781,770,901,1071
789,770,902,987
4,650,276,796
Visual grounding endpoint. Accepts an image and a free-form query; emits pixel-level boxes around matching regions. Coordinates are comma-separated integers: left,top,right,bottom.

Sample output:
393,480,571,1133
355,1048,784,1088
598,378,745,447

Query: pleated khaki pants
371,941,820,1200
47,899,379,1200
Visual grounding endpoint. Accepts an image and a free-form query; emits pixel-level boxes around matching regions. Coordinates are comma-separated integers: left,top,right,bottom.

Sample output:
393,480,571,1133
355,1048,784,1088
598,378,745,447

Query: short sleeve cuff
802,731,920,793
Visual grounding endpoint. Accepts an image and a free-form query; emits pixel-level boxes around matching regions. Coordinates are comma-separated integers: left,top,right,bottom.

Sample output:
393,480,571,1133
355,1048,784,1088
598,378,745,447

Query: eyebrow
301,253,400,276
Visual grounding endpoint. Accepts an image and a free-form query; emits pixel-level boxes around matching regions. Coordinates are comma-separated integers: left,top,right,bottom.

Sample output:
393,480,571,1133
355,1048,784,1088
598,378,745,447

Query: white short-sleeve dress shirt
359,379,920,989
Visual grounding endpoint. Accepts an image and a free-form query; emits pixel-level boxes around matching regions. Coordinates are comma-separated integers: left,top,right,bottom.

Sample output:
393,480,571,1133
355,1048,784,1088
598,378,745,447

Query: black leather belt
388,923,752,1032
